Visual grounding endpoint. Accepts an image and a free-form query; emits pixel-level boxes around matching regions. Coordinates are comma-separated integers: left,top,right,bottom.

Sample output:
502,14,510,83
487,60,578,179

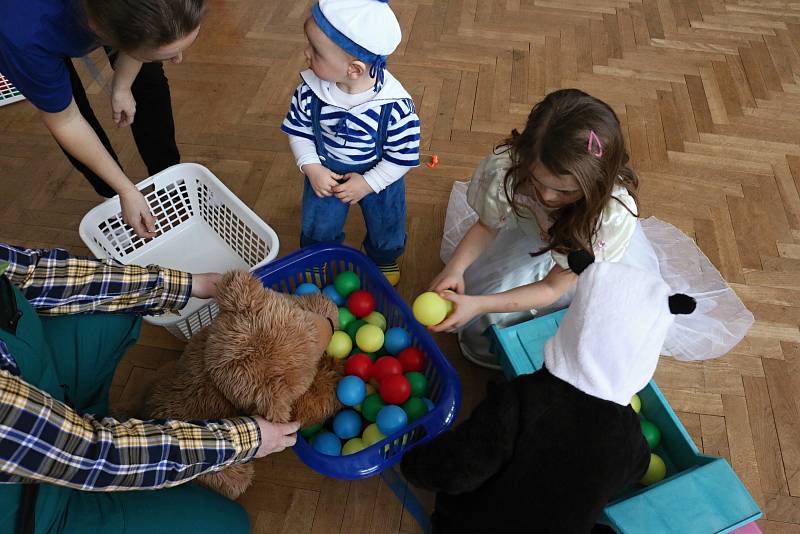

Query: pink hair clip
588,130,604,158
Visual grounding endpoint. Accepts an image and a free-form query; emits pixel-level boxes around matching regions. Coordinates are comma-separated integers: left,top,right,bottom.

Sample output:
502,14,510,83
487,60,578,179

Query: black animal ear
668,293,696,315
567,249,595,275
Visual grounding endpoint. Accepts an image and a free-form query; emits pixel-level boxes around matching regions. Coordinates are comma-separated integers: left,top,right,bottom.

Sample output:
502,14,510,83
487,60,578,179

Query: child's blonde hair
498,89,639,257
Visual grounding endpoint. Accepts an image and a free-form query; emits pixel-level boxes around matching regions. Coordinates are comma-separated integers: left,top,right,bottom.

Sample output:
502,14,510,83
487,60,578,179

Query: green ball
345,319,367,341
640,453,667,486
402,397,428,422
300,422,323,438
339,307,356,331
334,271,360,298
363,311,387,331
640,419,662,449
361,393,386,422
342,438,366,455
406,372,428,397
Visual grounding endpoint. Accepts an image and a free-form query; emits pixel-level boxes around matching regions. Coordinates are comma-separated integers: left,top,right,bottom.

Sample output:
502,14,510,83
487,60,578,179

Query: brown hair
499,88,639,257
82,0,206,52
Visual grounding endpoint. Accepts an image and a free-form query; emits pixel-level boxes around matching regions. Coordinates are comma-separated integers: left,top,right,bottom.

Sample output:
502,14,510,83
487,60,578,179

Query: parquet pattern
2,0,800,532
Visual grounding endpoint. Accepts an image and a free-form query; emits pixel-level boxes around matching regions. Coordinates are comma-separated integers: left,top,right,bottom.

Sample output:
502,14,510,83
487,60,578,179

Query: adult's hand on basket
428,292,482,334
252,418,300,458
120,188,157,239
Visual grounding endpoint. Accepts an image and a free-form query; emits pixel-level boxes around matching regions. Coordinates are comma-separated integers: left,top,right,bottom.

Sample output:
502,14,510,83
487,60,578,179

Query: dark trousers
61,52,180,197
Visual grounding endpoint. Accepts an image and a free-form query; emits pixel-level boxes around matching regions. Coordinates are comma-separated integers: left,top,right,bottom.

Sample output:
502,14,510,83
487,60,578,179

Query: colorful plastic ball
312,431,341,456
640,453,667,486
336,376,366,407
361,393,386,422
347,290,376,318
402,397,428,422
295,282,321,296
384,327,412,355
423,398,435,411
363,311,387,331
344,353,373,382
630,394,641,414
326,331,352,359
372,356,403,383
322,285,345,306
333,410,362,440
345,319,367,341
338,307,356,331
300,422,323,439
405,372,428,398
365,383,377,396
376,405,408,436
334,271,360,297
342,438,366,455
412,292,450,326
380,374,411,405
362,423,386,447
640,419,662,450
398,347,425,372
356,324,384,353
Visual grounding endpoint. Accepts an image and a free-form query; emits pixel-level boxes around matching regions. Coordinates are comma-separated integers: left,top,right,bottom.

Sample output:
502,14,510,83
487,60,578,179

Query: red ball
347,290,376,318
344,353,373,382
380,374,411,404
372,356,403,383
398,347,426,373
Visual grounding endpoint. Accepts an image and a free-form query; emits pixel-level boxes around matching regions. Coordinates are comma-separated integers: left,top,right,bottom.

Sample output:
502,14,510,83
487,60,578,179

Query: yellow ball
640,453,667,486
326,331,352,359
363,311,387,331
413,292,449,326
362,423,386,446
365,383,377,396
342,438,366,455
355,324,384,353
630,394,641,414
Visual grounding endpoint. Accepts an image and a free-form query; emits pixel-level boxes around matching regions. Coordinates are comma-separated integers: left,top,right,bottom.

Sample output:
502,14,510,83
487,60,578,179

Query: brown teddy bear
145,270,344,500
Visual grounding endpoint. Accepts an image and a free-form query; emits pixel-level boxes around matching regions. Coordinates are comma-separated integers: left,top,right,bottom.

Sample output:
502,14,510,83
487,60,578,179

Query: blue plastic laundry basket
251,244,461,480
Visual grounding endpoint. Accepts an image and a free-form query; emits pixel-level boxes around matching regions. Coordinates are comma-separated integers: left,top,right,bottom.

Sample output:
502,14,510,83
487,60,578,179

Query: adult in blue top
0,0,204,238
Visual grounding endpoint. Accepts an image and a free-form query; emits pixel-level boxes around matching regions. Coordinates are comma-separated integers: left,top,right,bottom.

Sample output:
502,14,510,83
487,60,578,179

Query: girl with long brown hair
432,89,752,369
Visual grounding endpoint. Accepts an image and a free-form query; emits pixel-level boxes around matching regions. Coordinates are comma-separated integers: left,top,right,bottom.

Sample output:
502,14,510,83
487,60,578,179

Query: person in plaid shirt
0,243,299,533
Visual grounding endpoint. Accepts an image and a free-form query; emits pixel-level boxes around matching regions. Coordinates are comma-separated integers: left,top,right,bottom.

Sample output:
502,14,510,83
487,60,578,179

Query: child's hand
429,292,483,333
333,173,374,205
429,266,466,294
303,163,342,198
191,272,222,299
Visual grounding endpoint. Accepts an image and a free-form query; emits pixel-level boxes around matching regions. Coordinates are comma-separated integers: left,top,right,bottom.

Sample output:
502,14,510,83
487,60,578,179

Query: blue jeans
300,177,407,265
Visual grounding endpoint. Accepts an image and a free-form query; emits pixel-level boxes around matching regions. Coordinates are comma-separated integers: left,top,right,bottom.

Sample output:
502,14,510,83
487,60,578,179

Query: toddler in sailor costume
401,251,697,534
281,0,421,285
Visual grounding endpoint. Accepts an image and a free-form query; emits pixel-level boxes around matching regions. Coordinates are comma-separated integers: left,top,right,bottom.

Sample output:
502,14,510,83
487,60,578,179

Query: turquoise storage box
487,313,762,534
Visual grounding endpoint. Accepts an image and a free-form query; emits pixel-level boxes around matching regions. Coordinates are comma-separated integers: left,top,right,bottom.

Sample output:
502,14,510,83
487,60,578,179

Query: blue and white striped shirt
281,70,420,192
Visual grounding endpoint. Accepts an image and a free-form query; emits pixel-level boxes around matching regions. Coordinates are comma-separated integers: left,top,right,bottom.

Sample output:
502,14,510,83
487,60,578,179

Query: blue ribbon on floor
380,466,431,534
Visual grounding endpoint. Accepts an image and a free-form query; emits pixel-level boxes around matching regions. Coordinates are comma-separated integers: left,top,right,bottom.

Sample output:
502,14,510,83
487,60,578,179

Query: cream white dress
441,151,754,368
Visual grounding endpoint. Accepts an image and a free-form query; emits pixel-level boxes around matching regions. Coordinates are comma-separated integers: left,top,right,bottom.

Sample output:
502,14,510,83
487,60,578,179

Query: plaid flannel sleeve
0,368,261,490
0,243,191,315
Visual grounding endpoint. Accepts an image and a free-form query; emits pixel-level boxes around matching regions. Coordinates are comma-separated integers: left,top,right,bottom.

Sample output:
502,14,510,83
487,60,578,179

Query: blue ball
312,431,342,456
322,284,345,306
384,327,411,355
376,405,408,436
296,282,321,296
336,375,366,407
333,409,362,439
423,398,435,412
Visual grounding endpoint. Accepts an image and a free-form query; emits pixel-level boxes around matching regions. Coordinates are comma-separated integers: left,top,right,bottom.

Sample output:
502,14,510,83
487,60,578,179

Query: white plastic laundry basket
79,163,279,341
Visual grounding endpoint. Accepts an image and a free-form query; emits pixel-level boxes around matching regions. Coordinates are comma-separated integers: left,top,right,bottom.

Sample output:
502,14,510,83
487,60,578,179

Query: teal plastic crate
487,313,762,534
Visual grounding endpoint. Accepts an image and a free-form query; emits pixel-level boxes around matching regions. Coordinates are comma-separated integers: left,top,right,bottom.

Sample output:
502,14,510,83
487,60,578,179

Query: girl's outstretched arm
430,265,576,333
429,220,498,294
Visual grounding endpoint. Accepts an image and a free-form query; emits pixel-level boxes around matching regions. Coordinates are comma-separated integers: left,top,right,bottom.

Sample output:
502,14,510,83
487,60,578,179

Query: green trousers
12,312,250,533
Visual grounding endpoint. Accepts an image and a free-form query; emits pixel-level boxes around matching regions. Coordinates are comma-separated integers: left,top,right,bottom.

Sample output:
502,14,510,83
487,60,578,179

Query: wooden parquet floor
2,0,800,532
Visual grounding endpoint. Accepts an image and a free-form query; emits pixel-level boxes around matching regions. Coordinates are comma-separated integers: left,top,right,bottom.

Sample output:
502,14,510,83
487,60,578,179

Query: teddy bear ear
668,293,696,315
567,249,595,275
215,271,268,313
